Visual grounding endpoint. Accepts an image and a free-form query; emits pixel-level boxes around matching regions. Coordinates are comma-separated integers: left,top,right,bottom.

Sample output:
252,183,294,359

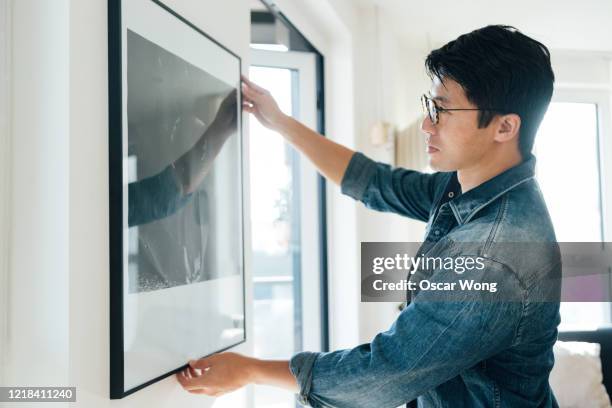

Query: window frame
250,49,324,353
550,89,612,240
550,88,612,330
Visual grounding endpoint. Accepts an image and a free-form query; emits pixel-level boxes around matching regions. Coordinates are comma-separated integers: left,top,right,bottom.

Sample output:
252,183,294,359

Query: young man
177,25,561,407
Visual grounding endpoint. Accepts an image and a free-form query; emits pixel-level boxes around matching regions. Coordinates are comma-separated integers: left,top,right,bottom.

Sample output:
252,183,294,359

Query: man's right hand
241,74,355,186
241,75,288,131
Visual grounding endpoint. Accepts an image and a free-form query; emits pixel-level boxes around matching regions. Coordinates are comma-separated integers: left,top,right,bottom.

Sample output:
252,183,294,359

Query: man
177,25,561,407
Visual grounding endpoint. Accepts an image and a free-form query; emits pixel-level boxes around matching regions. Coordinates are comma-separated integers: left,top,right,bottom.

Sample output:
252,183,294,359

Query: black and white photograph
108,0,245,398
126,28,240,293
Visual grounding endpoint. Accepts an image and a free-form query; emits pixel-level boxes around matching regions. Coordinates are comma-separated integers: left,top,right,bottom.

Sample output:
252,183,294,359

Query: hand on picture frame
177,352,254,397
176,352,298,397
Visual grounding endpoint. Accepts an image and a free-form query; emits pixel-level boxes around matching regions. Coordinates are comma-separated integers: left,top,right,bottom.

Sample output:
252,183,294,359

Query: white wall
3,0,253,407
552,51,612,88
350,4,431,343
369,0,612,56
4,0,70,399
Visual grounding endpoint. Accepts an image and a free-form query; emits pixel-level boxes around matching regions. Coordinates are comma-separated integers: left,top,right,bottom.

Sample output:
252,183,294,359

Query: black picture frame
108,0,245,399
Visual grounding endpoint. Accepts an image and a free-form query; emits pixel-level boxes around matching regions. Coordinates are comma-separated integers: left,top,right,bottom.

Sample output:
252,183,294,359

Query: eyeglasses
420,94,502,125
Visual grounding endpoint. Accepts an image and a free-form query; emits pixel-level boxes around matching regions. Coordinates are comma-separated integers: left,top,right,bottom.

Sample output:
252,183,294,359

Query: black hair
425,25,554,159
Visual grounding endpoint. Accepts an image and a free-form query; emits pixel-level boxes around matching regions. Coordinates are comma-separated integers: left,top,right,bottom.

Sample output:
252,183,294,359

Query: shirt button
434,230,440,236
448,192,455,198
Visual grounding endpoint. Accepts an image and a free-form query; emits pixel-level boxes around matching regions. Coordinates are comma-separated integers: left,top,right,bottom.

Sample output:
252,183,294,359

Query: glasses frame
421,94,503,125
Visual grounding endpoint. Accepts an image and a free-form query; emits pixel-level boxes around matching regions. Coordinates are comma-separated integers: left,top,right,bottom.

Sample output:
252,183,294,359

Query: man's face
421,77,498,172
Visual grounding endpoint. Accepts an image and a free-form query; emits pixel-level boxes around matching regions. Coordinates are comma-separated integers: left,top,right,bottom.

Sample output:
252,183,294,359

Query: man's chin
428,156,456,172
428,157,443,171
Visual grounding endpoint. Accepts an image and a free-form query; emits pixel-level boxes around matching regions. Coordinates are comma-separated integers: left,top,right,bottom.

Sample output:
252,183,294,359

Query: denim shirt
289,152,561,408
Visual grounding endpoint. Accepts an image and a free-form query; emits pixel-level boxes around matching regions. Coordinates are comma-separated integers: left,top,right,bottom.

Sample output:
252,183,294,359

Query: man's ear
494,114,521,143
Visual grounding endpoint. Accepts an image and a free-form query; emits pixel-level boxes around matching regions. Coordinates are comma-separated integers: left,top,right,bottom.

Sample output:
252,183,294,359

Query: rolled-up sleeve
288,262,524,408
340,152,449,222
289,352,319,406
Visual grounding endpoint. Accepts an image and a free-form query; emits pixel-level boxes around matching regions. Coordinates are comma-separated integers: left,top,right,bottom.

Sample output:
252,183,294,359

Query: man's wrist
246,356,264,385
245,358,297,392
275,114,295,138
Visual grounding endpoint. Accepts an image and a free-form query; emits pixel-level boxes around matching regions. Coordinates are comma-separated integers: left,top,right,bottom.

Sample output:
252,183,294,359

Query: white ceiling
358,0,612,53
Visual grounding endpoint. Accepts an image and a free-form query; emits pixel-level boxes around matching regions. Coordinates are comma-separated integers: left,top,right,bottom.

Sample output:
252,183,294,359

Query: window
249,52,324,407
248,7,327,407
535,102,603,242
534,91,612,330
249,65,302,407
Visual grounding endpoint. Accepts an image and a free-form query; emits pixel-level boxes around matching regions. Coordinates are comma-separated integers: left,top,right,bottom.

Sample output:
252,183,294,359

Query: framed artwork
108,0,245,399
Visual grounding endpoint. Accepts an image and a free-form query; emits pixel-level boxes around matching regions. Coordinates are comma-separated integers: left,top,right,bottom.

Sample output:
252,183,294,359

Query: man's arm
243,76,448,222
178,299,519,405
284,261,525,408
128,164,192,227
340,152,449,221
176,352,297,396
172,89,238,195
242,75,354,185
178,260,526,406
128,90,237,227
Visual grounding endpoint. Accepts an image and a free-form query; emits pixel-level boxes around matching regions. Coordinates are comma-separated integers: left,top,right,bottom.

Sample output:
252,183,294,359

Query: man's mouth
426,145,440,154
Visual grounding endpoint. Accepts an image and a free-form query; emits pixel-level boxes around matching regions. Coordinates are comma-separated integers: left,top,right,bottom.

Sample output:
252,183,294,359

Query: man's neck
458,150,522,193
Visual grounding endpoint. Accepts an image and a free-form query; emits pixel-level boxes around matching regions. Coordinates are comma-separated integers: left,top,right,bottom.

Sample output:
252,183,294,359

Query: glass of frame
108,0,245,398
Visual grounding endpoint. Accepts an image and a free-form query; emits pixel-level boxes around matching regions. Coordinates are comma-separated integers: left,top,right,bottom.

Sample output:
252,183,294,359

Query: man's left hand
176,352,256,397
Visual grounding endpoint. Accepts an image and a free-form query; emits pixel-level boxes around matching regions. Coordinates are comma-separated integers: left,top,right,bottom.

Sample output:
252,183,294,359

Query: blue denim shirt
289,152,561,408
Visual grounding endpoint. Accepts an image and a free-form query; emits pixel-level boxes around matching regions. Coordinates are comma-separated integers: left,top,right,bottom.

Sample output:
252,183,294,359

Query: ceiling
357,0,612,53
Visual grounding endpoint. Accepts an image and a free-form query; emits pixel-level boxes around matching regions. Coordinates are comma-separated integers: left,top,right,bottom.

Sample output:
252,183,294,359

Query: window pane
535,102,602,242
249,66,300,408
534,101,608,330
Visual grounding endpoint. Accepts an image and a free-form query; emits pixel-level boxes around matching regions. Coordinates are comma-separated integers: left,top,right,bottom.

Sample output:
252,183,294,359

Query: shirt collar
446,154,536,226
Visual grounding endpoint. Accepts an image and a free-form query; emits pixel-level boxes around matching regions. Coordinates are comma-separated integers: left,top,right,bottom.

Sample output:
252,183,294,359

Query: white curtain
395,119,431,172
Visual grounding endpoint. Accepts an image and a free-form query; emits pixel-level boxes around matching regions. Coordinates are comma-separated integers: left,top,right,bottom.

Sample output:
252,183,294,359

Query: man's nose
421,114,435,136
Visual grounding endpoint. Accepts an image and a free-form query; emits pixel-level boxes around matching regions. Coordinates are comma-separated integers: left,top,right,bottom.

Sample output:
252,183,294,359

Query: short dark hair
425,25,554,159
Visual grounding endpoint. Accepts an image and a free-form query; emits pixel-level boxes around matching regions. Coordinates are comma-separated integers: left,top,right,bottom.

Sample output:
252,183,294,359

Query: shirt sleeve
128,164,193,227
340,152,449,222
288,261,524,408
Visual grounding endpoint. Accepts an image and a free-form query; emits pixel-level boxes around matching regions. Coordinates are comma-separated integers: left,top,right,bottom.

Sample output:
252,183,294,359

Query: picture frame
108,0,245,399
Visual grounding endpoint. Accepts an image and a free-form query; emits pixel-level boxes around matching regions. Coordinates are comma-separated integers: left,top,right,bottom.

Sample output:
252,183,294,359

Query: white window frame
551,86,612,330
549,88,612,240
250,49,323,353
